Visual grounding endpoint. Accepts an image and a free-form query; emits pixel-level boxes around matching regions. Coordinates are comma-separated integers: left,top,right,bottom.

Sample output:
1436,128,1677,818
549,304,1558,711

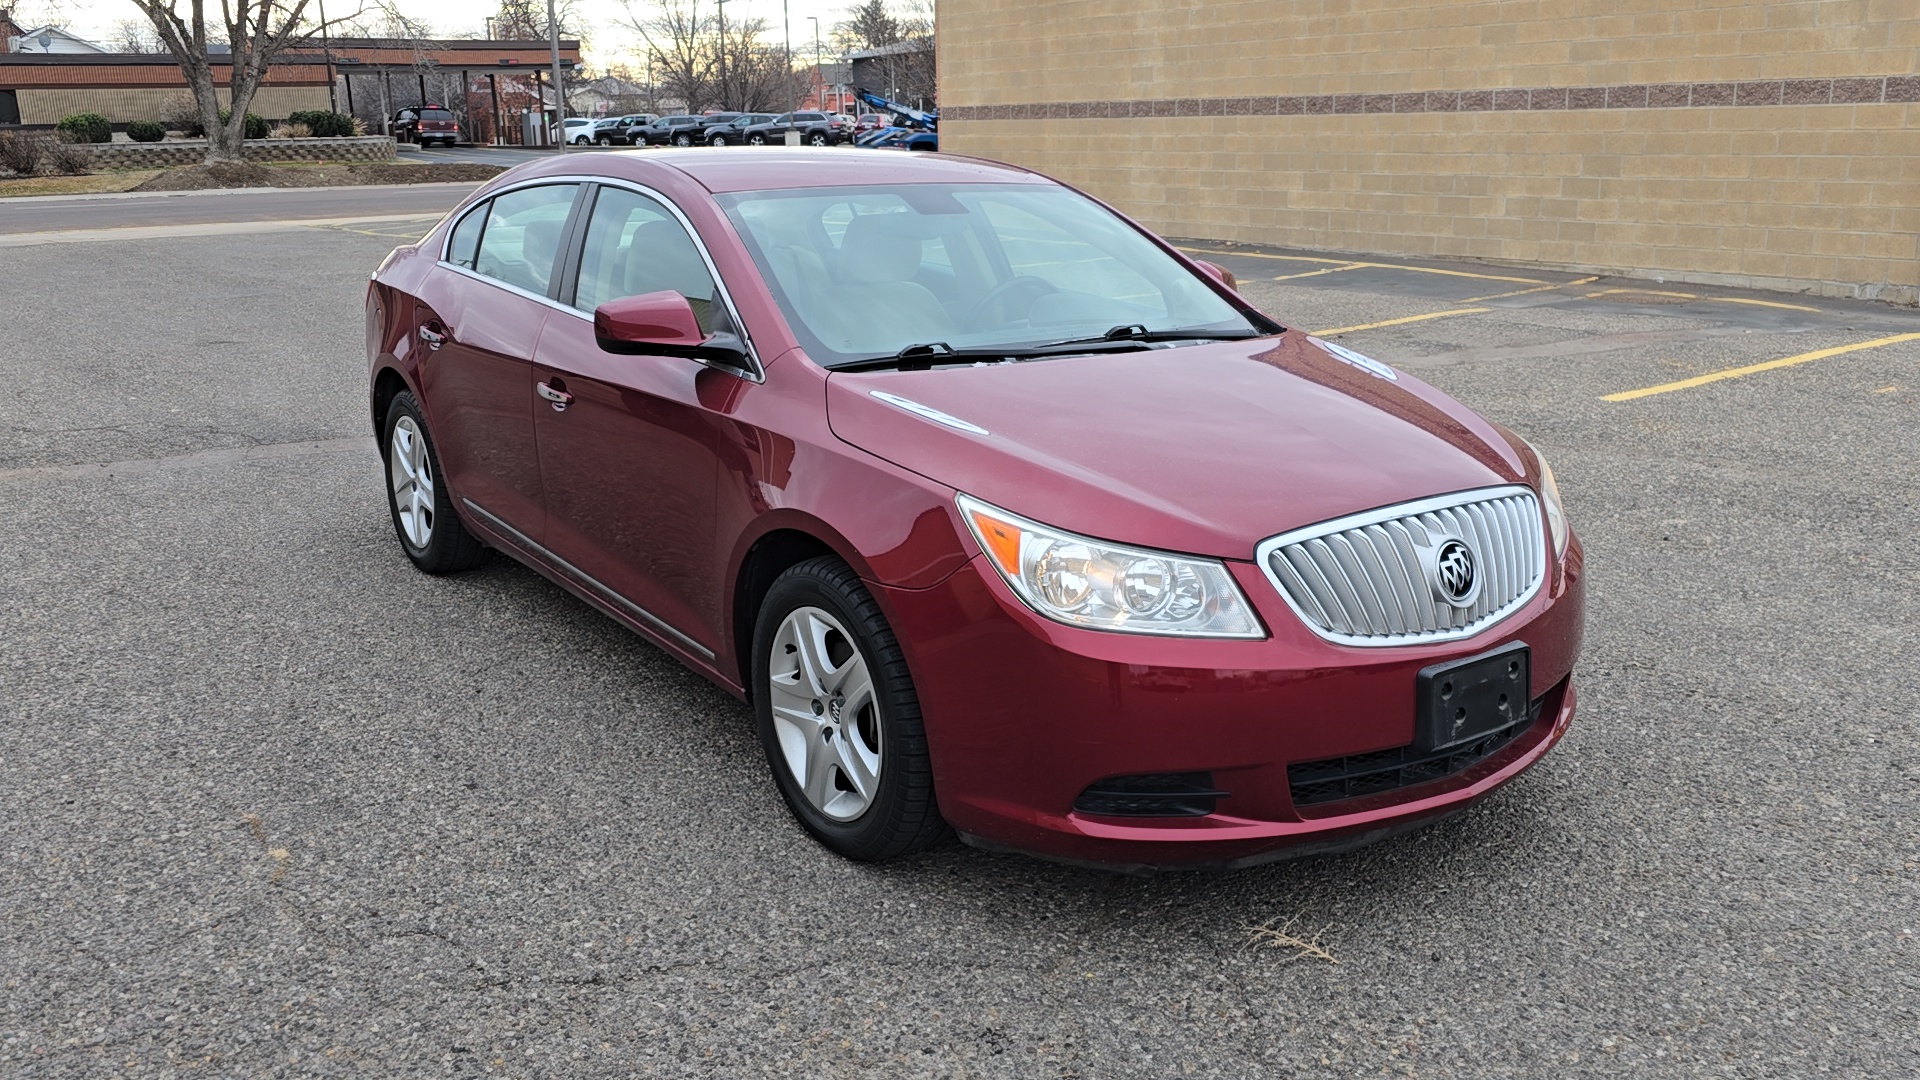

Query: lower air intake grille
1288,698,1544,808
1074,772,1226,818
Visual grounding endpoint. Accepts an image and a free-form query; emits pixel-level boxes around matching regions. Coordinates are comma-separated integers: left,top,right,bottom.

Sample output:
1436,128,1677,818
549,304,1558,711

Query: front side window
472,184,577,297
572,186,723,334
719,183,1258,366
446,200,486,269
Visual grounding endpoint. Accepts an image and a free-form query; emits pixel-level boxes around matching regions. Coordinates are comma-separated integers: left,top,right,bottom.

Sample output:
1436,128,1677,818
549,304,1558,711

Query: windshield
718,183,1264,368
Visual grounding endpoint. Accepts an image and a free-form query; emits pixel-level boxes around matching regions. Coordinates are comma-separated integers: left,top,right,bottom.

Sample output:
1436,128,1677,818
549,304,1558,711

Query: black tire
673,133,694,147
807,132,829,146
747,133,766,146
709,134,728,146
382,390,486,574
752,557,947,861
597,135,612,146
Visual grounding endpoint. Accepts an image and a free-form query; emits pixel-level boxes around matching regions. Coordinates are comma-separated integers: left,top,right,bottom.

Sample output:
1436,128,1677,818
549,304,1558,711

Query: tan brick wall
18,87,330,125
940,0,1920,302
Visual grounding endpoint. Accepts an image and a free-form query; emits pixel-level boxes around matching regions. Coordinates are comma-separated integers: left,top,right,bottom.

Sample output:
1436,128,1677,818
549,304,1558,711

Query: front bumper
877,536,1585,869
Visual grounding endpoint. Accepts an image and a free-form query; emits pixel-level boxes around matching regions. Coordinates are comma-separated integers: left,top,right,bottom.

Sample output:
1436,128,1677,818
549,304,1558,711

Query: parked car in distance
391,105,459,147
740,111,851,146
854,112,888,134
590,114,654,145
366,149,1584,870
552,117,595,145
631,114,706,146
706,113,777,146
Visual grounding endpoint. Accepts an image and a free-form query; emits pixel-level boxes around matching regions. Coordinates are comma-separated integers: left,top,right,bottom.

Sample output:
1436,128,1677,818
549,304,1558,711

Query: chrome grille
1255,487,1546,646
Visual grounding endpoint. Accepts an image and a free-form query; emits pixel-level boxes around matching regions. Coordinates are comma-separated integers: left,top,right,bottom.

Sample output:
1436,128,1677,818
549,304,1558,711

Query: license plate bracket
1415,641,1530,752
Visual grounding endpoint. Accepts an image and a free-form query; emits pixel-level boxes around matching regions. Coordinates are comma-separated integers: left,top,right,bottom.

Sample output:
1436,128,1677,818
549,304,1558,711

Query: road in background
0,184,477,236
0,210,1916,1077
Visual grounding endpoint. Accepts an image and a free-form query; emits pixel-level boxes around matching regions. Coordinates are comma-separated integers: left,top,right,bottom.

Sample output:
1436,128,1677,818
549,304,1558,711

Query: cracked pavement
0,193,1917,1077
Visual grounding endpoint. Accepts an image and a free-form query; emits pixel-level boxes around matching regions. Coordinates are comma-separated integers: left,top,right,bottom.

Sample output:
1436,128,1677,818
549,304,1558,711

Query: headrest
836,214,924,285
625,218,713,299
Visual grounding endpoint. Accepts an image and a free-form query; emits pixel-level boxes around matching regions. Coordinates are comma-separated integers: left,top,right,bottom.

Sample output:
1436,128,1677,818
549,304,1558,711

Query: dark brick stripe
946,76,1920,121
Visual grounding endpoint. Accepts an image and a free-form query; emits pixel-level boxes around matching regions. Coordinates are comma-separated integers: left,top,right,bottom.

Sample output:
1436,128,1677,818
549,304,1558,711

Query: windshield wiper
1041,324,1265,349
828,337,1157,372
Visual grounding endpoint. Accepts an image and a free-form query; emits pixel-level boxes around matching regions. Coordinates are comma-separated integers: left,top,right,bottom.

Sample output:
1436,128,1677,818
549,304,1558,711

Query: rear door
528,183,746,660
413,182,584,545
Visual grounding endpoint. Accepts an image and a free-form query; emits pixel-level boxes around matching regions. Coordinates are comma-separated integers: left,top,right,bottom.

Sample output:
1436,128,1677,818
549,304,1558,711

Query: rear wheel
383,390,485,574
807,131,830,146
673,132,694,147
709,133,729,146
597,135,612,145
753,558,946,861
747,133,767,146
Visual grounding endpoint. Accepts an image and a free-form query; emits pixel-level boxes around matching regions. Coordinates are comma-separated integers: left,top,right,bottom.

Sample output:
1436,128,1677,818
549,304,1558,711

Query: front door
414,181,580,544
531,184,736,660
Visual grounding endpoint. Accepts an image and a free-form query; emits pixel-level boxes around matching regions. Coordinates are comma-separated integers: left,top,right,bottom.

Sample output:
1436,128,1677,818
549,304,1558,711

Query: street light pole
808,16,821,110
783,0,793,113
546,0,566,146
715,0,728,111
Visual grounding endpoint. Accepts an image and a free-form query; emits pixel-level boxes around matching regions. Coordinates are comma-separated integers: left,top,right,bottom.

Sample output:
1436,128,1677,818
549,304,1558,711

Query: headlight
956,495,1265,638
1529,443,1570,557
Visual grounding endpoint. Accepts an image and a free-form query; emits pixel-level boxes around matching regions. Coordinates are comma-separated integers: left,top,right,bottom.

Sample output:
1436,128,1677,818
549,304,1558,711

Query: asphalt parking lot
1,191,1916,1078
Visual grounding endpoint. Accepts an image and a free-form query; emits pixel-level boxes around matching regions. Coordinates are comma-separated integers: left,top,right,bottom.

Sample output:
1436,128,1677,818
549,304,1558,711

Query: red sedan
367,149,1583,869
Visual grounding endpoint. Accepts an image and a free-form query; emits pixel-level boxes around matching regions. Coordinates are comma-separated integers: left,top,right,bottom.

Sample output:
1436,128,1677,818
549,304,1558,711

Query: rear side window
445,200,486,269
472,184,578,297
572,186,722,333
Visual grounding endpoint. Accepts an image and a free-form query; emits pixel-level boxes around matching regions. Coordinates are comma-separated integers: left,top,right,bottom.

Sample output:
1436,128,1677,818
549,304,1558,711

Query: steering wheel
967,275,1060,326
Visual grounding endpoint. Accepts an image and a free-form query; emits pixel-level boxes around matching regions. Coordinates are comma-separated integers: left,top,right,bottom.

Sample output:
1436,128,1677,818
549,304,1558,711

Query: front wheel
753,558,947,861
383,390,485,574
709,134,728,146
747,133,767,146
673,133,694,147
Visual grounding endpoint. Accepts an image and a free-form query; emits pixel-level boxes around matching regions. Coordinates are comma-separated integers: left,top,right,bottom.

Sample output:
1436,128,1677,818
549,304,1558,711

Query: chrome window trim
462,497,716,660
1254,485,1547,649
436,173,765,384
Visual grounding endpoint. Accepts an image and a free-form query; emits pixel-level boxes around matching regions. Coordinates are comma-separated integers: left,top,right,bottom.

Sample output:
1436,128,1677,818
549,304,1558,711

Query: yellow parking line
1312,308,1490,336
1182,247,1545,285
1463,276,1599,302
1602,333,1920,402
1183,248,1352,266
1587,287,1698,300
1273,264,1365,281
1708,297,1822,313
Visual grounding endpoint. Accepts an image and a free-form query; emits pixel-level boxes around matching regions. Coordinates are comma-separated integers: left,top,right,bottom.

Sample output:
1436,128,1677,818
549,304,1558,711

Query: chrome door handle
418,326,445,349
536,382,573,411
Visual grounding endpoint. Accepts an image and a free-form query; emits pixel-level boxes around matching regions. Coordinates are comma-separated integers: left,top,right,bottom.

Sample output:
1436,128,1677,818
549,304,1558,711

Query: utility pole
783,0,793,113
546,0,565,145
715,0,728,111
318,0,337,114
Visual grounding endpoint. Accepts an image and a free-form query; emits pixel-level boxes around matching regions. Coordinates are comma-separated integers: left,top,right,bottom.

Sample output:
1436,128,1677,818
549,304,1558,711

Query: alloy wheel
388,414,434,548
767,605,882,822
809,133,828,146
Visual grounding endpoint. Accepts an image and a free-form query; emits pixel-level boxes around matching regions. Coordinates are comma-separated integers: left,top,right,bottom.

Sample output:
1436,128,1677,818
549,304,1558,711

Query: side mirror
1193,259,1239,291
594,290,749,369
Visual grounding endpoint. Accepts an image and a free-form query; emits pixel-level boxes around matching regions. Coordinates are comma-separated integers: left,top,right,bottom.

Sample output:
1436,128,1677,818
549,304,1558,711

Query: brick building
939,0,1919,303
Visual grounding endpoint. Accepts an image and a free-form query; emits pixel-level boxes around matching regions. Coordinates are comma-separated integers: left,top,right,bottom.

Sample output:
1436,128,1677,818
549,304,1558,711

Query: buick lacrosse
366,150,1584,869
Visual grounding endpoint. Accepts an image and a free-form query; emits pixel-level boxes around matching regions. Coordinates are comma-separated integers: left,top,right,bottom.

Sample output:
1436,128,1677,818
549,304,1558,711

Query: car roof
500,147,1044,195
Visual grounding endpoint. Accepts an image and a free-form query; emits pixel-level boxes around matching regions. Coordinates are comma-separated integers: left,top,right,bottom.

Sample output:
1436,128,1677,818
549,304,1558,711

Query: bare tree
129,0,362,163
834,0,899,52
620,0,806,114
622,0,717,114
108,17,167,53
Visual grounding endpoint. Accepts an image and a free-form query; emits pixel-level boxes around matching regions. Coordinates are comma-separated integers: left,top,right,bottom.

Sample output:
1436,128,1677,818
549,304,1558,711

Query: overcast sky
23,0,858,70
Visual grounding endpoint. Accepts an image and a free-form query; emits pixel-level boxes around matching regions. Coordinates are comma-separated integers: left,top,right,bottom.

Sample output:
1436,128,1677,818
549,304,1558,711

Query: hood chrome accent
869,390,988,435
1311,337,1399,381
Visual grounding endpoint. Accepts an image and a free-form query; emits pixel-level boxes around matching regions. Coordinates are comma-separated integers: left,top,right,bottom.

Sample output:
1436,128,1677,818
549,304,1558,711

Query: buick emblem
1432,539,1480,607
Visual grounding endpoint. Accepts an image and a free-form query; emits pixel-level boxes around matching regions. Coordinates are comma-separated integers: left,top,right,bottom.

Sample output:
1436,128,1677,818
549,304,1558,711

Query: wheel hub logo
1433,539,1479,607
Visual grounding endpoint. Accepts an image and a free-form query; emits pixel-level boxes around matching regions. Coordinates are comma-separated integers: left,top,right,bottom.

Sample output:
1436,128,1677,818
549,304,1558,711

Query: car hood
823,331,1531,559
